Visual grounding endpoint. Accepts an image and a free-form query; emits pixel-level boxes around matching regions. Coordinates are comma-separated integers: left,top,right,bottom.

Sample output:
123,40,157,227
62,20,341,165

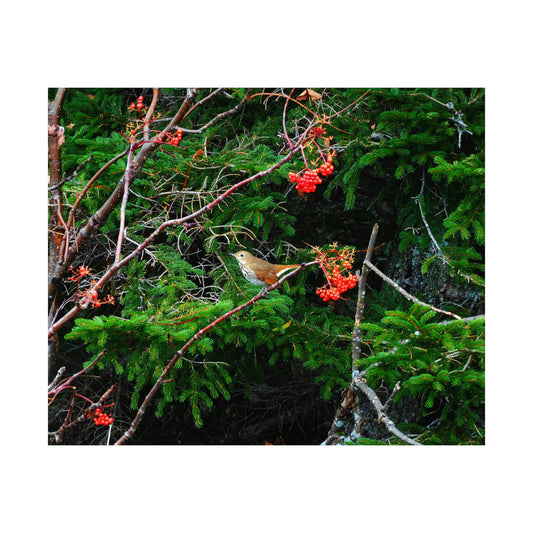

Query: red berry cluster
316,269,358,302
128,95,144,111
67,265,92,282
289,168,322,193
318,153,335,176
83,288,115,308
161,129,183,146
90,407,114,426
288,153,335,194
310,126,327,137
314,245,358,302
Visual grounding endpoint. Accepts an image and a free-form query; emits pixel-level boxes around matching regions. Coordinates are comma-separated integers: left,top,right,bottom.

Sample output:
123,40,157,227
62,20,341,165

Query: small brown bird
231,250,300,286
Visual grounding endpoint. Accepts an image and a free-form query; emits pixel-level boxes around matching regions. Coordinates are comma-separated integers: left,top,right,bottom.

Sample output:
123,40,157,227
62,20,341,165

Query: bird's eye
239,253,244,257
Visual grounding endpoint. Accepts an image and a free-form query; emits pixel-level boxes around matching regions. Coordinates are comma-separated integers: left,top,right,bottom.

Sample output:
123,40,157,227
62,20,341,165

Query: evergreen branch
48,123,317,339
114,261,318,445
363,259,462,320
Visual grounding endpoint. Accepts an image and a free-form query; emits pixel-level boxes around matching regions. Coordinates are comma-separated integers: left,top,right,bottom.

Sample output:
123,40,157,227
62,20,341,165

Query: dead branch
325,223,423,446
49,384,116,444
353,378,422,445
363,259,462,320
143,89,160,141
352,223,379,367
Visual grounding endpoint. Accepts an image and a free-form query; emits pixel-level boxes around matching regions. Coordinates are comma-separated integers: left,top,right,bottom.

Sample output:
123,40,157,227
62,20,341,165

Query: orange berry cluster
315,246,358,302
128,95,145,111
90,407,114,426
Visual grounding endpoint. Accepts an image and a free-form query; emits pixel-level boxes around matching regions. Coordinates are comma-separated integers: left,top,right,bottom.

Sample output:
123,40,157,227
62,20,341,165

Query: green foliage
358,305,485,443
50,88,484,444
327,88,484,289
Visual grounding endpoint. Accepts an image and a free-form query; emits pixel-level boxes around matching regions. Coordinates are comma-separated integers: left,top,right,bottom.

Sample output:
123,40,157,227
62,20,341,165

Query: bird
231,250,300,286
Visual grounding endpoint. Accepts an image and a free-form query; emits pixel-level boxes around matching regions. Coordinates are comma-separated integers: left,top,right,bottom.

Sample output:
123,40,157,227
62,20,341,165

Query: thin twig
181,88,226,123
382,381,401,413
115,145,135,263
282,89,294,149
48,350,107,399
415,168,445,257
171,88,252,135
438,314,484,326
48,156,93,191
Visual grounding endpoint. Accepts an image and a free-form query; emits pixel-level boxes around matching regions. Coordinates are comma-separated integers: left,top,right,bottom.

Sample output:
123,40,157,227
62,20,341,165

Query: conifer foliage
48,88,484,445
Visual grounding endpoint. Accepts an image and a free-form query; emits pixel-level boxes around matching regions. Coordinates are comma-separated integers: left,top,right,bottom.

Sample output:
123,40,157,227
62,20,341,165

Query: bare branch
325,224,423,446
48,350,107,398
48,155,93,191
353,378,422,445
115,146,135,263
143,89,160,141
170,88,252,135
48,366,66,392
363,259,462,320
352,223,379,367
